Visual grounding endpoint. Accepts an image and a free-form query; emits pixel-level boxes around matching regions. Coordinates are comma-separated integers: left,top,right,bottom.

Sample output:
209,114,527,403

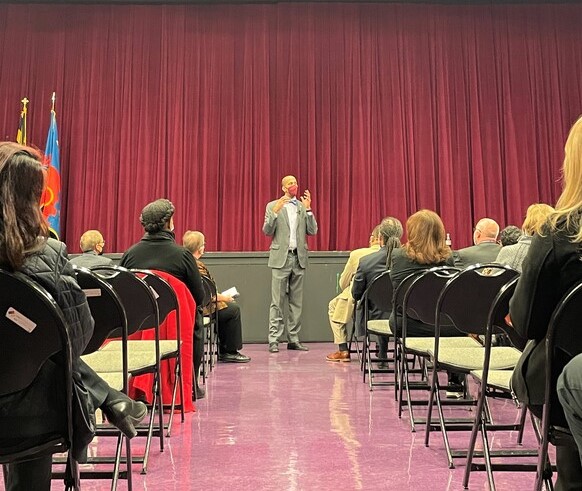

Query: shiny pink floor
53,343,547,490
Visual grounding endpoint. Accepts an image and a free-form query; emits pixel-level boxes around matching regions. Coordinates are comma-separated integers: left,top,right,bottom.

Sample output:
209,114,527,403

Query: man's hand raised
273,195,291,213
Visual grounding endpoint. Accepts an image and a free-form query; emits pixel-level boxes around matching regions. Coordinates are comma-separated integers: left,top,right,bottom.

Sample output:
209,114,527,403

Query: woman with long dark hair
0,142,147,491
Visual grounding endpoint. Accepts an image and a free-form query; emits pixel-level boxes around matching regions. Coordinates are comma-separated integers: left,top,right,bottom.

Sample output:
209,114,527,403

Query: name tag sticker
149,286,159,299
6,307,36,333
82,288,102,298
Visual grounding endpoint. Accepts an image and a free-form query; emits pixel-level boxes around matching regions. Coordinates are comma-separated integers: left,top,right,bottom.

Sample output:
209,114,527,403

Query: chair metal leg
434,380,455,469
517,404,528,445
481,417,496,491
463,382,485,489
367,336,374,391
424,365,438,447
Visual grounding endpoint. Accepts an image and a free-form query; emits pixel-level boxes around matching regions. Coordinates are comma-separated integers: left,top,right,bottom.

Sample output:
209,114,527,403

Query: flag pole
50,92,56,112
21,97,29,111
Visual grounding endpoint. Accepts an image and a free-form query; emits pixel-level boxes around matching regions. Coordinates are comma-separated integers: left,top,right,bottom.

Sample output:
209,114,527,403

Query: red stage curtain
1,3,581,251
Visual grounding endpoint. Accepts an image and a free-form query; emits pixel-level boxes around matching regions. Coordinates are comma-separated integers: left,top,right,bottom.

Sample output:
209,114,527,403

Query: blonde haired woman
511,116,582,488
495,203,555,272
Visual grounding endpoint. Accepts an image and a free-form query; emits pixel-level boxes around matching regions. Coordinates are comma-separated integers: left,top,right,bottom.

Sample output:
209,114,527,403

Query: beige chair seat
405,336,481,355
470,369,513,392
101,339,179,357
367,319,392,335
82,350,158,373
428,346,521,372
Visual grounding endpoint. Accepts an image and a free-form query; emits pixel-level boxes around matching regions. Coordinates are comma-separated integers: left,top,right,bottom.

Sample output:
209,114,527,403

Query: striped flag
16,98,28,144
41,100,61,239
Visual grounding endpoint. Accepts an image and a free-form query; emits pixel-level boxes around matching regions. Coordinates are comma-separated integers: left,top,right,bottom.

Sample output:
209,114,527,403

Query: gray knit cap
140,199,175,233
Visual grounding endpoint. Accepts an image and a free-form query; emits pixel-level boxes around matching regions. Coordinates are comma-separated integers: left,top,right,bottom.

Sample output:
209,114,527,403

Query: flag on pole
41,93,61,239
16,97,28,144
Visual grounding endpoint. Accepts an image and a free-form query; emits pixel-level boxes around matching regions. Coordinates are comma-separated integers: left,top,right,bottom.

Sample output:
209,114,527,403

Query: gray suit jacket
263,199,318,269
453,241,501,269
69,251,113,269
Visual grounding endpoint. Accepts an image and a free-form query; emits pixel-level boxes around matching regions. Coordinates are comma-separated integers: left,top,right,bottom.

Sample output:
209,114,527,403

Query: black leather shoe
102,399,148,439
269,343,279,353
219,352,251,363
287,342,309,351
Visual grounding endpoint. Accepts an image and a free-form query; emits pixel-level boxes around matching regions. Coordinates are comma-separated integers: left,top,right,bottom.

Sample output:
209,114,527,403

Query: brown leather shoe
326,350,351,362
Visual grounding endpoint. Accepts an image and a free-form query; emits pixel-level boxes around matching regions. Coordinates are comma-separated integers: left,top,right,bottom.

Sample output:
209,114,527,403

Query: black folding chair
87,265,163,475
396,266,475,432
534,281,582,491
424,264,521,468
132,270,185,435
463,276,542,490
359,271,395,390
0,269,79,491
200,275,218,380
73,266,134,491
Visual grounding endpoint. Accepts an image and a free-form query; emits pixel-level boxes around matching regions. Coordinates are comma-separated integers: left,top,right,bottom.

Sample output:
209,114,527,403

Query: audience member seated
119,199,207,400
182,230,250,363
389,209,464,397
326,225,381,362
0,142,147,491
69,229,113,268
452,217,500,268
352,217,403,366
495,203,554,272
509,116,582,489
499,225,522,247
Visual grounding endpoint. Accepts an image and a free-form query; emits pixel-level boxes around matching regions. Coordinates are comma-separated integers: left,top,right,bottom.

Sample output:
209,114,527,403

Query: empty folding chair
424,264,522,468
83,265,163,474
463,277,540,490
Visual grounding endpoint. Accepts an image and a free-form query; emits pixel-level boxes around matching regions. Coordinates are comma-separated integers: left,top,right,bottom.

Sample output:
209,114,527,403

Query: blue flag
41,109,61,239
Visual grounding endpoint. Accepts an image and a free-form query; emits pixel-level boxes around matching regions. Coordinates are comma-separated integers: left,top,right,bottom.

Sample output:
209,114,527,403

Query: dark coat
351,247,390,336
0,239,94,444
119,231,205,306
510,221,582,416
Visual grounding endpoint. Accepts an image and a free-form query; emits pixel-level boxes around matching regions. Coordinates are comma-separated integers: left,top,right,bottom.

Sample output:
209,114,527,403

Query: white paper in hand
221,286,240,298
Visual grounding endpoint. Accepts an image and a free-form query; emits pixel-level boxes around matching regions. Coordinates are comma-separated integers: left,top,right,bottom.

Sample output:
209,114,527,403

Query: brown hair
403,210,451,264
0,142,48,269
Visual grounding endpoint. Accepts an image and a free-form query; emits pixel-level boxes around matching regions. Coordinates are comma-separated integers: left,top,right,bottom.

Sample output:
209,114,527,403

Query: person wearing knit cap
120,198,207,399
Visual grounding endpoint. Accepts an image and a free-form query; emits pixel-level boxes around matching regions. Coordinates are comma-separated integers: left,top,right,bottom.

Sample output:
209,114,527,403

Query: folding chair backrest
546,282,582,426
393,272,422,317
363,271,393,315
91,265,158,336
437,264,519,336
404,266,460,324
0,269,71,396
135,270,178,324
74,266,127,355
200,275,215,310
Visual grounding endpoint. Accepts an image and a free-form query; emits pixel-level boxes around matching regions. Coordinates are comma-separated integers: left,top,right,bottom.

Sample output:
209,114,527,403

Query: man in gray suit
263,175,318,353
453,218,501,268
69,229,113,268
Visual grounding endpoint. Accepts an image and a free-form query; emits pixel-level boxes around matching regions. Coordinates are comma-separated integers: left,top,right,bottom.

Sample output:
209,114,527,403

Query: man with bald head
453,217,501,268
263,175,318,353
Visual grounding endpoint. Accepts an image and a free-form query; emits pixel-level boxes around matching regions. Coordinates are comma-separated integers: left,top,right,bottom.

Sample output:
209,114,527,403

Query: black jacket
0,239,94,443
510,221,582,415
119,231,205,306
